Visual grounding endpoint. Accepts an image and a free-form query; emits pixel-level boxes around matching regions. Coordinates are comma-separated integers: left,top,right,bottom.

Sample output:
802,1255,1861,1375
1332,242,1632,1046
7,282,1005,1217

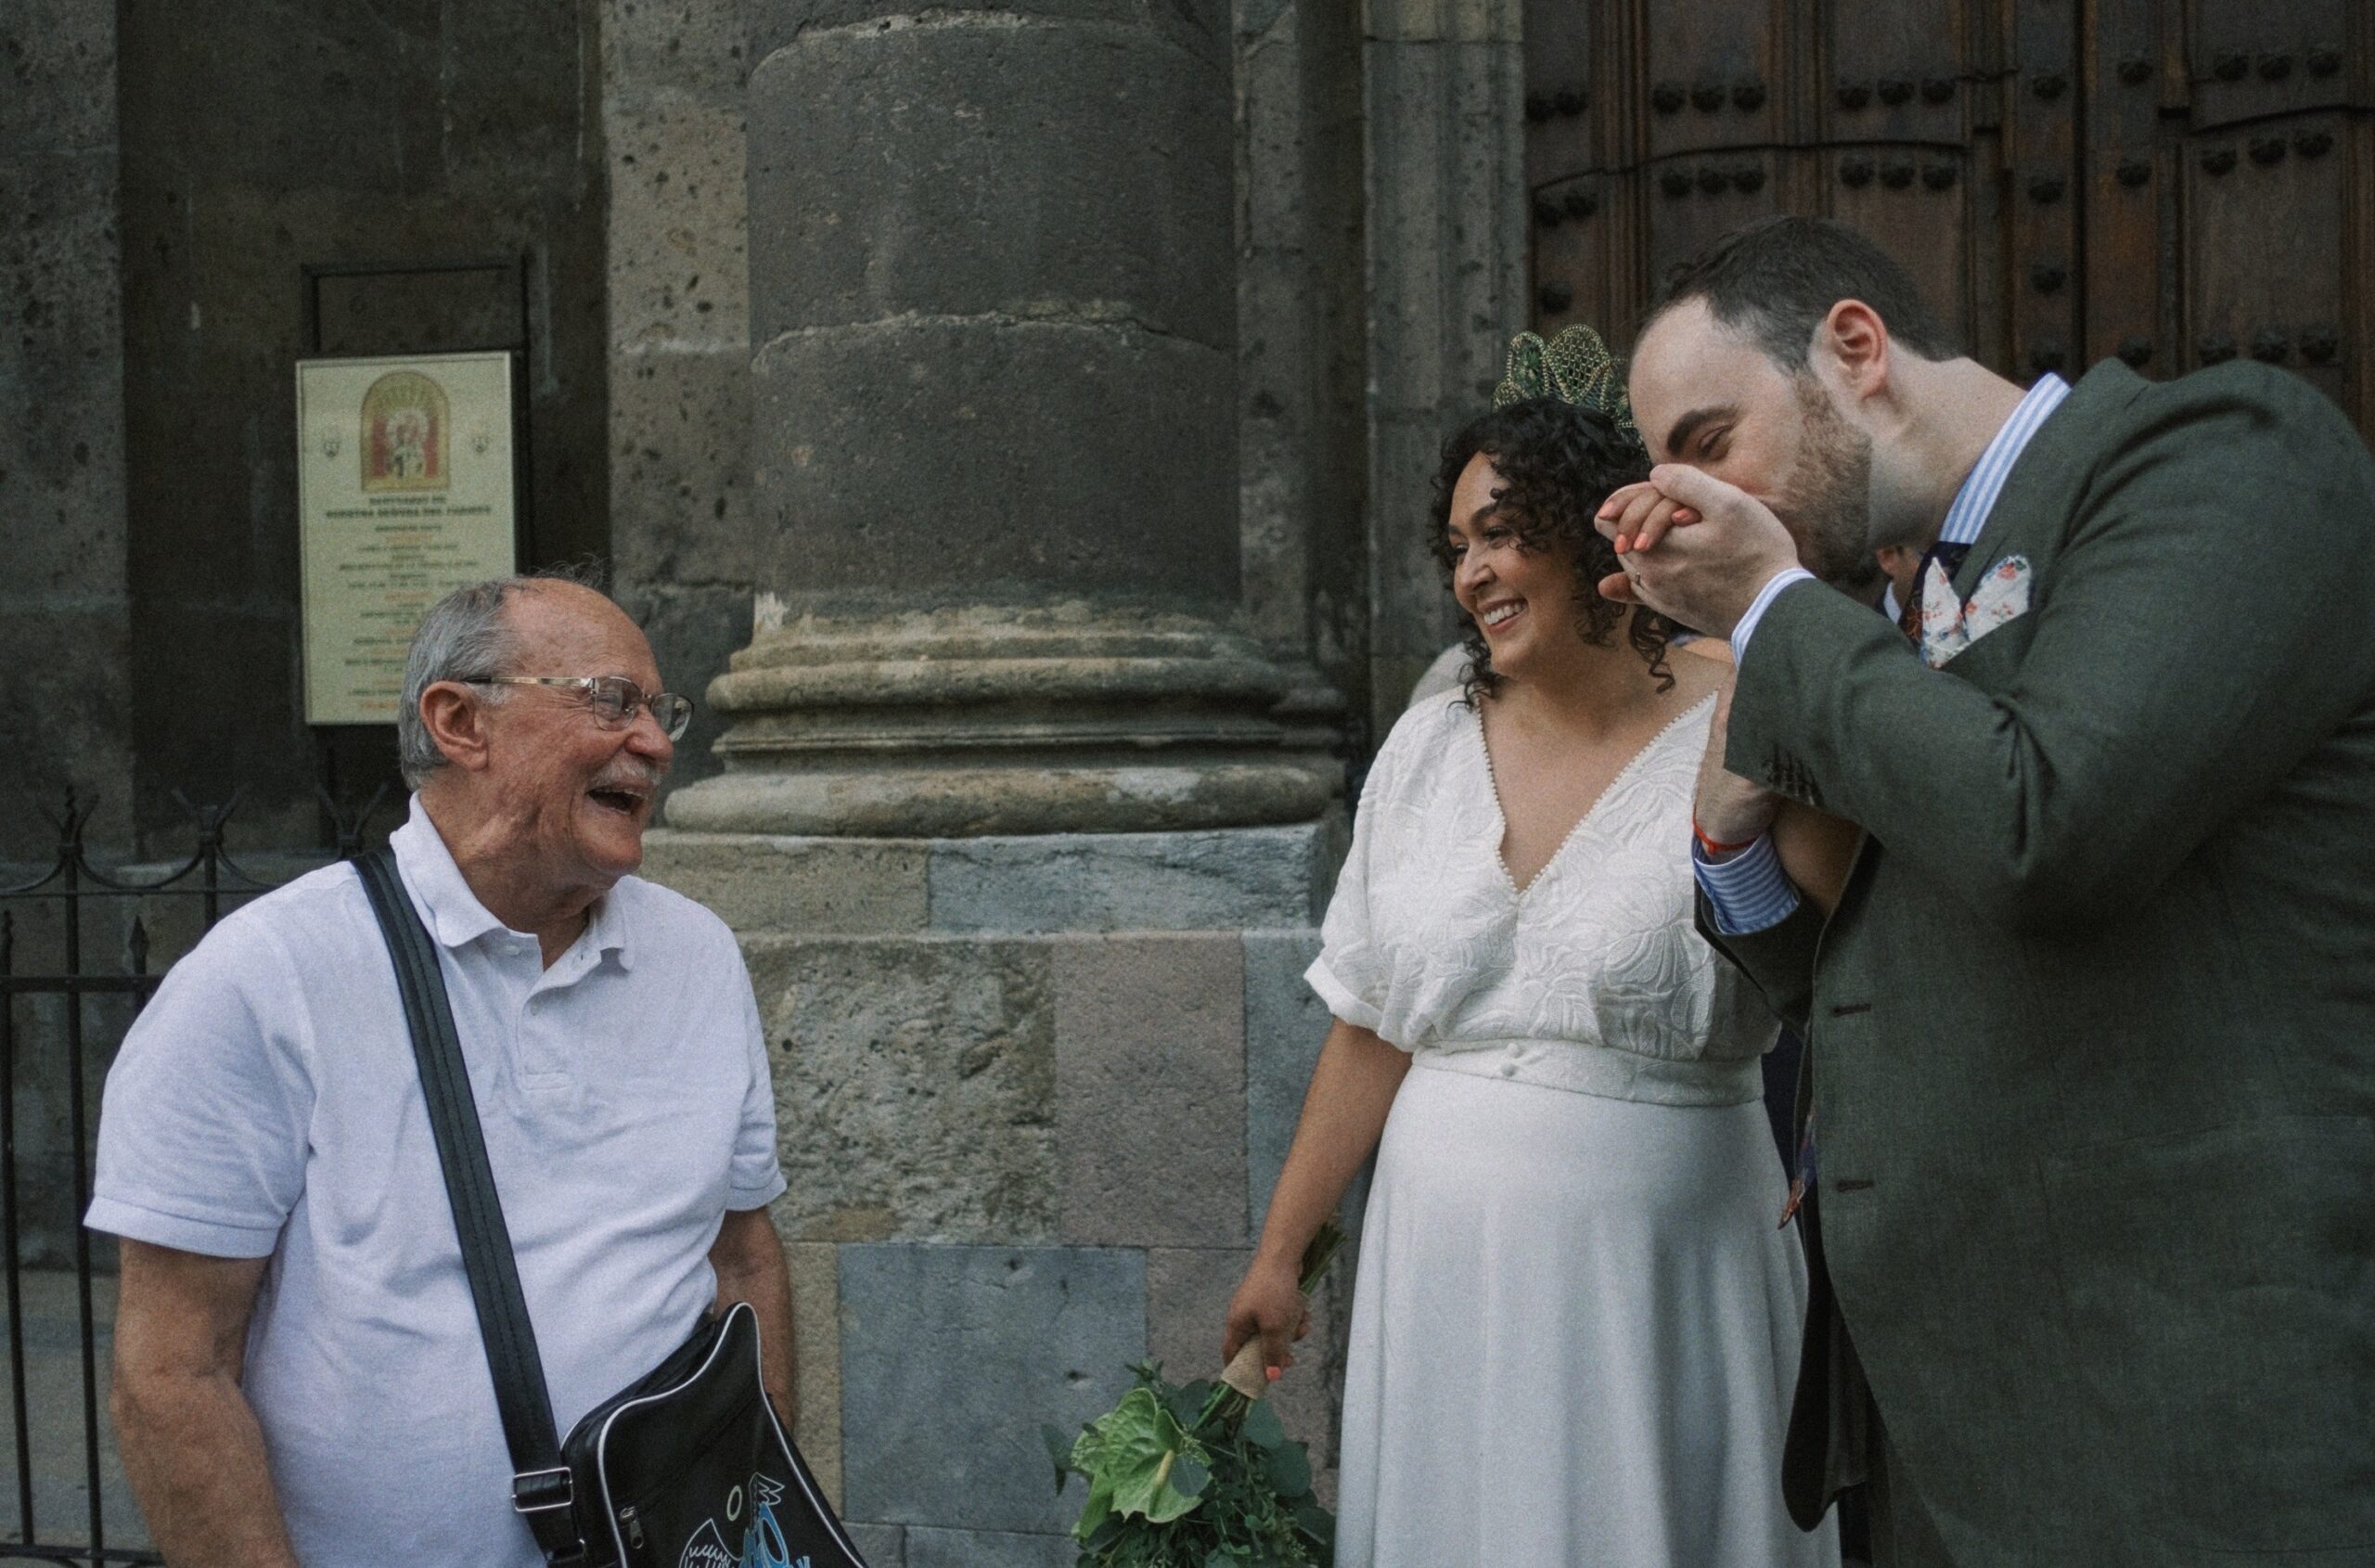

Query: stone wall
603,0,1405,812
602,0,759,795
1360,0,1529,736
1237,0,1374,726
113,0,610,848
641,824,1358,1565
0,0,133,856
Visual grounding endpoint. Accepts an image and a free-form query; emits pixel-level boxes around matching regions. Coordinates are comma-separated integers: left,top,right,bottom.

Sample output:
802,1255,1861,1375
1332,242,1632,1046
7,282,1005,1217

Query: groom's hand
1596,465,1801,638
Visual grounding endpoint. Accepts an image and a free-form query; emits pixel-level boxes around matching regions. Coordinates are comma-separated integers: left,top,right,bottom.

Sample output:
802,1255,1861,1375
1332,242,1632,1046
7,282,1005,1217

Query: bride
1224,331,1846,1567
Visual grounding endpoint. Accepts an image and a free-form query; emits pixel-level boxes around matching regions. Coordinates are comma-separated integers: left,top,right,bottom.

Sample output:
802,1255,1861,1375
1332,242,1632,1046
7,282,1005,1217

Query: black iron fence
0,790,383,1564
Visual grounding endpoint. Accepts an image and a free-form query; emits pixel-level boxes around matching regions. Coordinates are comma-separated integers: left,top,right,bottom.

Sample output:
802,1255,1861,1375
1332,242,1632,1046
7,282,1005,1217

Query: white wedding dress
1309,689,1838,1568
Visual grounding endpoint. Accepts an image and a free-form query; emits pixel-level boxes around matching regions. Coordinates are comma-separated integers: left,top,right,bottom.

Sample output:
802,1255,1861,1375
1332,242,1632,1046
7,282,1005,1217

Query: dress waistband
1411,1037,1762,1108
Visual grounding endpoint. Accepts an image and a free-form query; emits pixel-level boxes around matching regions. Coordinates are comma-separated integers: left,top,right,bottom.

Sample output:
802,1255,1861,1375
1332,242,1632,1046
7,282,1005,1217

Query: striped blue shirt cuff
1693,832,1802,934
1729,567,1817,666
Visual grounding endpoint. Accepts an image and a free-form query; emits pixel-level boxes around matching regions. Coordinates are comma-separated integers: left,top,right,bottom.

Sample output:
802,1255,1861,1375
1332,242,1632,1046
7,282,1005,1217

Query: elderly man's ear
418,683,497,775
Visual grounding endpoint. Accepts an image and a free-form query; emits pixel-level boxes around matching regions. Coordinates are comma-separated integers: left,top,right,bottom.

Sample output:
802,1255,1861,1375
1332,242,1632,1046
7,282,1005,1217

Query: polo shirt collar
391,793,634,970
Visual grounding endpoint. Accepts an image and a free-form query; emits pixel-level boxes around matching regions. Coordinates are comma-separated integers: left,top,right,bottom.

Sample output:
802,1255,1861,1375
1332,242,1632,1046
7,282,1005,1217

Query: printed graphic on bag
674,1474,808,1568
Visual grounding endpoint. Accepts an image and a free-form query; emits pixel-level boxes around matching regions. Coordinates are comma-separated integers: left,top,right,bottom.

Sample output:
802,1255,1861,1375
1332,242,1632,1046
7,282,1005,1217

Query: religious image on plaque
360,370,451,493
296,352,520,726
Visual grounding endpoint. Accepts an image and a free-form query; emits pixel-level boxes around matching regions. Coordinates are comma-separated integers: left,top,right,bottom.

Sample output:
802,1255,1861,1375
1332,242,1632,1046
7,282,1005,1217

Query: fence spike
128,917,150,976
318,780,393,858
38,787,92,852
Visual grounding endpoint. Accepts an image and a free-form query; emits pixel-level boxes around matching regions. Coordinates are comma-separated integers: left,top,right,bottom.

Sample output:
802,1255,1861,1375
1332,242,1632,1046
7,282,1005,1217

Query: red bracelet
1692,818,1760,857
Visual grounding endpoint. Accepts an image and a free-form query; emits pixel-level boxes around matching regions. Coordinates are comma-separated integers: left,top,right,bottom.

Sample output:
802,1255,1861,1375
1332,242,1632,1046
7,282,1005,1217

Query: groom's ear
1817,300,1892,402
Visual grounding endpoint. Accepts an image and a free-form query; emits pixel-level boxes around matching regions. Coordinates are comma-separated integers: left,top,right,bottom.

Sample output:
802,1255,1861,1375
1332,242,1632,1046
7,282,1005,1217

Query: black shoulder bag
355,849,870,1568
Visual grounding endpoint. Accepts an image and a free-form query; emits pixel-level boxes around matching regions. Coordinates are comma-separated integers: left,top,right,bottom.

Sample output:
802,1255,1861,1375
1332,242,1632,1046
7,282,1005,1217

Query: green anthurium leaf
1068,1386,1209,1526
1265,1439,1311,1497
1073,1481,1115,1544
1239,1399,1285,1451
1043,1421,1077,1493
1166,1378,1214,1426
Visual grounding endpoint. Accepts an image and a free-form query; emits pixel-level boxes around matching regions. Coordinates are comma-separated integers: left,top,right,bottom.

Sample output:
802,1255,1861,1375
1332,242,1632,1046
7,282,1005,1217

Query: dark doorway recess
117,0,610,853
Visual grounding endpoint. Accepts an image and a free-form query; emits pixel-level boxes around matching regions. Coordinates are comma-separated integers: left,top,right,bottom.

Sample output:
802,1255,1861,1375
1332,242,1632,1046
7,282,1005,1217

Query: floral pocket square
1919,554,2033,669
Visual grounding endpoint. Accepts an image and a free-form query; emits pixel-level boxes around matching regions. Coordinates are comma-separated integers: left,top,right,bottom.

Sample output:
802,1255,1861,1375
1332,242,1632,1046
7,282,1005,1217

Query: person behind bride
1223,327,1851,1567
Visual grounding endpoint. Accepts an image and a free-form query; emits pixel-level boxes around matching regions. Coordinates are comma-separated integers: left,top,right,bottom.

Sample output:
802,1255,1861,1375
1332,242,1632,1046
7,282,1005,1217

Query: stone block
839,1244,1146,1533
746,16,1227,348
1237,9,1308,256
610,346,752,585
608,96,750,352
1241,929,1330,1235
0,0,119,152
786,1240,843,1508
1365,0,1522,43
1237,262,1316,656
618,582,755,795
0,606,132,861
1145,1247,1340,1481
747,935,1058,1242
844,1522,905,1565
928,826,1329,934
0,148,129,594
441,1,587,188
750,319,1235,610
905,1527,1077,1568
1054,934,1246,1248
638,831,929,934
1361,29,1525,745
602,0,751,105
1144,1245,1239,1387
752,0,1227,68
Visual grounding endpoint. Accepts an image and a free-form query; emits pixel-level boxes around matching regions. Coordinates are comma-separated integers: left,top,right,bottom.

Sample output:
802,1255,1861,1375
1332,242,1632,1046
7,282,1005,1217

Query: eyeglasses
470,675,694,741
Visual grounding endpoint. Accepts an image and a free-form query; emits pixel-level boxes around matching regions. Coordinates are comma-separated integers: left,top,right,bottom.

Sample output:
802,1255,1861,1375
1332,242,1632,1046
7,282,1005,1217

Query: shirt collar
390,793,634,969
1938,372,2071,548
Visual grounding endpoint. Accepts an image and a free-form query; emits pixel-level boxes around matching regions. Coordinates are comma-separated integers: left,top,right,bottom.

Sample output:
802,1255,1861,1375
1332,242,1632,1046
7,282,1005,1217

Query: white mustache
590,764,666,794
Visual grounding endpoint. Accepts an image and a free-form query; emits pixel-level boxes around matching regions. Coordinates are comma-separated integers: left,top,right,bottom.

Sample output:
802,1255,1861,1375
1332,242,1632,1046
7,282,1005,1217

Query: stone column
667,0,1338,837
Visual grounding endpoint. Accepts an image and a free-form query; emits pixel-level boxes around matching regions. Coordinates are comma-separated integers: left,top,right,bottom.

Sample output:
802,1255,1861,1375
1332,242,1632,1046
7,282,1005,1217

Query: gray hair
396,564,607,788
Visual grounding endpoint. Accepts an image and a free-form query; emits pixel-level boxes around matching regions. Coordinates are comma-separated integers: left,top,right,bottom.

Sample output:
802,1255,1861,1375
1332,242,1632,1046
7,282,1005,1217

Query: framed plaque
295,351,521,726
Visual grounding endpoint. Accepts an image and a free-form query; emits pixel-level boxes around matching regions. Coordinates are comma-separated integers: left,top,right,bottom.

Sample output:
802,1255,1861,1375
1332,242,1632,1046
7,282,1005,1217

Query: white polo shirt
87,795,787,1567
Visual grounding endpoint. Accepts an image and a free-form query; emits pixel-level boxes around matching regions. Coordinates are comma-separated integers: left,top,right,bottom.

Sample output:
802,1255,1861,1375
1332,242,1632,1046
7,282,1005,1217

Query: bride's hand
1693,685,1780,847
1223,1254,1311,1377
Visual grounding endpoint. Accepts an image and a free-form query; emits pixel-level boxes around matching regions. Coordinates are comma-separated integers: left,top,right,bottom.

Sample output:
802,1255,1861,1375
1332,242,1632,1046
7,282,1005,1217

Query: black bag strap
354,848,588,1564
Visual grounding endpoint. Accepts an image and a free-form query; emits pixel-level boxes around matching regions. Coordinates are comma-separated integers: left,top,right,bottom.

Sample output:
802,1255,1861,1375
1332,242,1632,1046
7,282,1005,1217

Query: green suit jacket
1702,360,2375,1566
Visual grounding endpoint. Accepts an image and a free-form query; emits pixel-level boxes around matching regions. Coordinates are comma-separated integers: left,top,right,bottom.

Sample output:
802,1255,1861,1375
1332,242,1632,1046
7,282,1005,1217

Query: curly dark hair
1430,397,1675,701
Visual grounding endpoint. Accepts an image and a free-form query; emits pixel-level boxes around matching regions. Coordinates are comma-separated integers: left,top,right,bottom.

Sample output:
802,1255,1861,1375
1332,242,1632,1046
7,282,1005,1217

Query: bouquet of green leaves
1042,1222,1347,1568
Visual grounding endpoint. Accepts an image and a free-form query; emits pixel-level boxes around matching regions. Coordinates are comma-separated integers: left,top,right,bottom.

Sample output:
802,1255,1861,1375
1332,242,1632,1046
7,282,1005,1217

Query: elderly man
1598,217,2375,1567
88,573,794,1566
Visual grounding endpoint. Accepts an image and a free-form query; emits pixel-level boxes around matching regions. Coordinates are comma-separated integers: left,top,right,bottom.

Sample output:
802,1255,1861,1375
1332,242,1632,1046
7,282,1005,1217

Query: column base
663,604,1345,836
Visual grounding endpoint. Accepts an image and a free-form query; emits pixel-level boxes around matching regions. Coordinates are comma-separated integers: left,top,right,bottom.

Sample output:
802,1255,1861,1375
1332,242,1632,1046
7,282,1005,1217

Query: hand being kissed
1593,464,1803,638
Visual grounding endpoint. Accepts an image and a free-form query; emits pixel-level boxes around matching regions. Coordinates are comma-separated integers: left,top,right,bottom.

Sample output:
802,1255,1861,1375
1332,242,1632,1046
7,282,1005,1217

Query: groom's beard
1770,375,1879,590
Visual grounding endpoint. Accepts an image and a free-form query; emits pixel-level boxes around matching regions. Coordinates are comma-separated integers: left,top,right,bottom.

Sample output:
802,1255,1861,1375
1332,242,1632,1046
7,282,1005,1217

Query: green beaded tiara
1492,323,1640,444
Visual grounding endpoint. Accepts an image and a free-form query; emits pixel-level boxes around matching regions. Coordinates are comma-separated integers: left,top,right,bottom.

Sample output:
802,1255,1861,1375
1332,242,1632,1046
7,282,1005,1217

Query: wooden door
1524,0,2375,445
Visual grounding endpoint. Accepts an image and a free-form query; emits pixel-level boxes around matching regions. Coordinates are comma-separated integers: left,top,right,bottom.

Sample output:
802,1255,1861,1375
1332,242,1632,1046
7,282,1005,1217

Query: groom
1598,216,2375,1567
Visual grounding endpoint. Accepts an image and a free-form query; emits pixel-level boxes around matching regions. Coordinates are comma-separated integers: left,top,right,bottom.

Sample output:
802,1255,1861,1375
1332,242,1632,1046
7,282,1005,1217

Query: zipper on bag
619,1504,651,1568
